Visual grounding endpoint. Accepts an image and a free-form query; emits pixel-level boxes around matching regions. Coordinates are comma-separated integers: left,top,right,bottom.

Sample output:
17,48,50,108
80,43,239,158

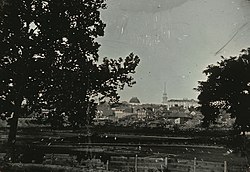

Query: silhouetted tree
196,48,250,133
0,0,140,161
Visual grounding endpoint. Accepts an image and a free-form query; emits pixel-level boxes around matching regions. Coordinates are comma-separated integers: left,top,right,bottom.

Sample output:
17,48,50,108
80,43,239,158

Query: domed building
129,97,140,105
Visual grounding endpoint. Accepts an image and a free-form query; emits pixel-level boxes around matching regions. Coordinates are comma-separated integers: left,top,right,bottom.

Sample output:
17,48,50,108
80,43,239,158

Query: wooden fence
108,155,248,172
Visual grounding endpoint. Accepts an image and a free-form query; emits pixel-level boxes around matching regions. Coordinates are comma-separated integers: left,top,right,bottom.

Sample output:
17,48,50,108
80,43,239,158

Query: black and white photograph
0,0,250,171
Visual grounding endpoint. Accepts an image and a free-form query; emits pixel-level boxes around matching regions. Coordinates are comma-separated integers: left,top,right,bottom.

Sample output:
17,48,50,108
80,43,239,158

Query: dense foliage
0,0,140,152
196,48,250,132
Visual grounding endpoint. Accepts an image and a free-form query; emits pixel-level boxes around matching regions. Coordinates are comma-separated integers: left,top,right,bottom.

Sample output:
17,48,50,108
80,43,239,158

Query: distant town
94,90,234,130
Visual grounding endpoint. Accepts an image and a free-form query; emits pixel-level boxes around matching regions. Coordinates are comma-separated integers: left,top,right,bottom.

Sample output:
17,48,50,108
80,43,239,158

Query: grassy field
0,126,249,171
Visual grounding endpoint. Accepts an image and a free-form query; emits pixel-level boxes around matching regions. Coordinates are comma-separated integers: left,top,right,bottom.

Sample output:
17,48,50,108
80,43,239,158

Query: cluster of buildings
94,92,203,128
94,84,235,129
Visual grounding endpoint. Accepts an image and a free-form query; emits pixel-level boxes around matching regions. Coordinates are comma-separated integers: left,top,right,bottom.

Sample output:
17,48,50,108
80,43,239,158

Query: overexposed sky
98,0,250,103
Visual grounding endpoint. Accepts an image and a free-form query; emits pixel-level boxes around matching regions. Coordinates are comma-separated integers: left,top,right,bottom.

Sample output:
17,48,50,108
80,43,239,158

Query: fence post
193,157,196,172
51,154,54,165
160,165,163,172
224,161,227,172
164,157,168,168
106,160,109,171
135,154,138,172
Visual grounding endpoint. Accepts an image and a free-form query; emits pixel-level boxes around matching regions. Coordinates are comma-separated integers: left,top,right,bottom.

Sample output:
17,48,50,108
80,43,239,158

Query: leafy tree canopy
196,48,250,132
0,0,140,130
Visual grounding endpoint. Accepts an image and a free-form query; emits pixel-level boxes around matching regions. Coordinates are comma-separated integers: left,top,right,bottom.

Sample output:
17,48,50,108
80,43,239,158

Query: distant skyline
98,0,250,104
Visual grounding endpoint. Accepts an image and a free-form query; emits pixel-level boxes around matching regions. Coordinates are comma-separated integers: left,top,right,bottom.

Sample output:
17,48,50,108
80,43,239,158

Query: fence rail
109,156,248,172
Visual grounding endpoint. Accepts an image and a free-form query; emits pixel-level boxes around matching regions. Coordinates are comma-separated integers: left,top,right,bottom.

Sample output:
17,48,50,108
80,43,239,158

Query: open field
0,127,249,171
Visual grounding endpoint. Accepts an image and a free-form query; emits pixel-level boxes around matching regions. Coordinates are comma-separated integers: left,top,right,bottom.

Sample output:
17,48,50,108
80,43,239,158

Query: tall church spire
162,82,168,104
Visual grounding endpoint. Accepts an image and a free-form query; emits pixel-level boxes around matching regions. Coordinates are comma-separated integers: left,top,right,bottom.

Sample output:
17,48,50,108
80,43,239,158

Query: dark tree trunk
8,114,19,145
5,114,19,162
6,99,21,162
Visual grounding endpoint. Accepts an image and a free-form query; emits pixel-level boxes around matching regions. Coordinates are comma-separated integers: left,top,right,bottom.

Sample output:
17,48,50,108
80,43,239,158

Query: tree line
0,0,140,161
196,48,250,134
